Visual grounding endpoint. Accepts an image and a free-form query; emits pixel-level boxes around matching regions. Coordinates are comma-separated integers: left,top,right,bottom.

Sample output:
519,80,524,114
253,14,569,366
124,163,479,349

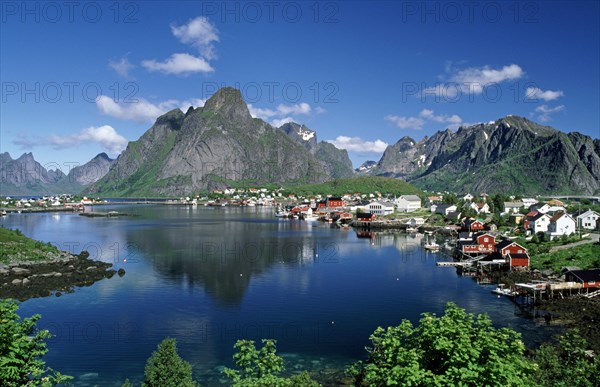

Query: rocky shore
538,297,600,351
0,251,124,301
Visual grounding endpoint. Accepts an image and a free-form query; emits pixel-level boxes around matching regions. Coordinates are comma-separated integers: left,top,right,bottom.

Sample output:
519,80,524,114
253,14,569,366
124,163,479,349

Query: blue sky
1,1,599,169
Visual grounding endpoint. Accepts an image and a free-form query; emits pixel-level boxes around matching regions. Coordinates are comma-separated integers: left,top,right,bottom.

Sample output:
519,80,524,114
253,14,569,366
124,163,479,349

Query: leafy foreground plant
347,302,536,386
223,339,320,387
534,329,600,387
0,299,72,386
141,338,199,387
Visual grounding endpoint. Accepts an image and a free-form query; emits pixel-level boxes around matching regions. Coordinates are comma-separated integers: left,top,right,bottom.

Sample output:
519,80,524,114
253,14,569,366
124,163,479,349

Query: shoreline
0,251,124,301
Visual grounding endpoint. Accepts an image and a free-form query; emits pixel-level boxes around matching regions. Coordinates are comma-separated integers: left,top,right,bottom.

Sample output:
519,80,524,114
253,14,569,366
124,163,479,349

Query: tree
0,299,72,386
223,339,320,387
491,193,509,215
142,338,198,387
443,193,457,205
534,329,600,387
347,302,535,386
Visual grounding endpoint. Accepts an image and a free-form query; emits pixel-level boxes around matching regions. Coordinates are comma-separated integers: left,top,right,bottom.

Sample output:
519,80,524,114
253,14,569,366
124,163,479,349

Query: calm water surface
1,206,558,385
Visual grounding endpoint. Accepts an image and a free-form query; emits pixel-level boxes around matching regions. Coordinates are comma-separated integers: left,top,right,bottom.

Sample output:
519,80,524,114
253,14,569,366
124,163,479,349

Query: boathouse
564,269,600,289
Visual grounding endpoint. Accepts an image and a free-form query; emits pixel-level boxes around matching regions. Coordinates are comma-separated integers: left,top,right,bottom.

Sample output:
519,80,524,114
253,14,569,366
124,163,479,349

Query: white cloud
182,98,206,109
276,102,311,115
248,102,321,127
271,117,295,128
423,64,524,96
108,57,134,77
385,115,425,130
171,16,219,60
97,96,205,123
419,109,462,124
142,53,214,75
48,126,128,156
534,104,565,122
326,136,389,153
386,109,463,131
248,104,277,120
526,87,564,101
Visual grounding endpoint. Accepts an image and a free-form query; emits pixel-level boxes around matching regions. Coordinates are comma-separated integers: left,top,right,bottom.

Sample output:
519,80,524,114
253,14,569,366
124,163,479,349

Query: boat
491,285,517,297
275,211,289,218
423,234,440,251
423,240,440,251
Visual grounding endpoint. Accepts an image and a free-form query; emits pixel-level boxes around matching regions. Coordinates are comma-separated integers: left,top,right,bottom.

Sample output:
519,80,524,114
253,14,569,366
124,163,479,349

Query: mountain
371,116,600,195
67,153,115,185
355,160,378,174
86,88,336,197
0,152,73,196
278,122,355,178
0,152,115,196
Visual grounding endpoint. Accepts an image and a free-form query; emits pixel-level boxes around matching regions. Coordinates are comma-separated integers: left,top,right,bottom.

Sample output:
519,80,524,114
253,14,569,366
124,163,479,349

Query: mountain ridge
371,116,600,195
85,88,340,197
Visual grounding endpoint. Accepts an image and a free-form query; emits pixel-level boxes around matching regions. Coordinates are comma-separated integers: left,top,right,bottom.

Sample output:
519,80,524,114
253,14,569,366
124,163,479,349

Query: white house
470,202,490,214
463,193,474,201
503,201,524,215
576,210,600,230
433,204,457,216
365,201,395,215
547,212,576,240
521,198,537,207
395,195,421,212
525,212,551,234
530,202,551,214
406,217,425,226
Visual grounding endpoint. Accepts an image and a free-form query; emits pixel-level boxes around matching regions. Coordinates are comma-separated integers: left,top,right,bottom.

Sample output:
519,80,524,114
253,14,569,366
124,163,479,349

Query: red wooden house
506,253,530,268
460,233,496,254
495,240,527,256
462,219,485,232
494,239,530,268
326,197,345,208
357,212,376,222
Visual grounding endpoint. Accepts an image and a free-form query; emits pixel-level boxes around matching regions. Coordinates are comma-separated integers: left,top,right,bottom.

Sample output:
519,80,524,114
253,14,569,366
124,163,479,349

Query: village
2,189,600,304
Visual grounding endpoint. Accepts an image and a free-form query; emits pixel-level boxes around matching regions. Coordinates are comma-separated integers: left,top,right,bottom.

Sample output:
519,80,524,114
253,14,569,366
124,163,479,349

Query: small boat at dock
491,285,517,297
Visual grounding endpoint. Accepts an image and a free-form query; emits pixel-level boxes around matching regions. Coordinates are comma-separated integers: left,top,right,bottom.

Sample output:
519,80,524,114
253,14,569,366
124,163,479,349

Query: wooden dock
436,261,472,267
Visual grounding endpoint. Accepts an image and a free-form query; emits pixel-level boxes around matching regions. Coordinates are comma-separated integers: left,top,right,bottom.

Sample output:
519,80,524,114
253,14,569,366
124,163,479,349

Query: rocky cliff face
0,152,73,195
67,153,114,185
0,152,115,196
355,160,377,174
86,88,334,197
278,122,355,179
372,116,600,195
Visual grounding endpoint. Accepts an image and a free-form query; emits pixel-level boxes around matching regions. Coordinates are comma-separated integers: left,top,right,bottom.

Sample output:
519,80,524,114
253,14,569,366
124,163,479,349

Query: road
549,233,599,252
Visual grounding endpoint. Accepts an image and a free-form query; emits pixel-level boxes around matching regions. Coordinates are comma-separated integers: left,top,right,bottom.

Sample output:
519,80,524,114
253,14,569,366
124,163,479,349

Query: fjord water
2,206,556,385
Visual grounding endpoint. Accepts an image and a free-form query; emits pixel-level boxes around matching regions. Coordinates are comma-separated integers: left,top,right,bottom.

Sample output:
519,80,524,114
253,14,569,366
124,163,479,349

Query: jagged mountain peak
85,87,337,196
17,152,35,161
202,87,251,121
372,117,600,195
492,115,557,137
93,152,113,161
279,122,317,142
356,160,377,174
155,108,185,129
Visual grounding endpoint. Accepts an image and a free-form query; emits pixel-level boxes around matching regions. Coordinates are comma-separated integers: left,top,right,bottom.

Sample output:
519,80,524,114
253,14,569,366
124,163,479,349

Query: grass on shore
0,227,61,265
529,243,600,272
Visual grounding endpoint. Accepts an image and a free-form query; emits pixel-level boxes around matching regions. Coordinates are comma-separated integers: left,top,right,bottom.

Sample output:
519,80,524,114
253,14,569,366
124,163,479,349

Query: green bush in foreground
347,302,536,386
142,338,199,387
223,339,320,387
534,329,600,387
0,299,72,386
